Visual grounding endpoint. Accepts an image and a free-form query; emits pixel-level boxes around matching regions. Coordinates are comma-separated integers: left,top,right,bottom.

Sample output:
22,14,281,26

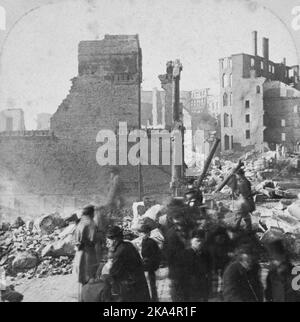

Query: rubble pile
0,213,76,280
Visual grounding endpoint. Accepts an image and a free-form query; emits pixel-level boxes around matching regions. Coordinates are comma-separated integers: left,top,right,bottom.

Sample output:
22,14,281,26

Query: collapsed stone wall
0,133,171,219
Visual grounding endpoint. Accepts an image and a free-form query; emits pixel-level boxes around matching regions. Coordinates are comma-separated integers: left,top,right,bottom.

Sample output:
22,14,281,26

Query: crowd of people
72,168,300,302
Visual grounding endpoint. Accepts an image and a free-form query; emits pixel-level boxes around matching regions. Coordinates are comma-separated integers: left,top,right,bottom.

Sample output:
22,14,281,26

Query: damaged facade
0,35,171,218
220,31,300,152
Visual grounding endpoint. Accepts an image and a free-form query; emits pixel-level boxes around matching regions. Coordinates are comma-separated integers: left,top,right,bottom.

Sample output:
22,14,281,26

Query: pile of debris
0,213,77,280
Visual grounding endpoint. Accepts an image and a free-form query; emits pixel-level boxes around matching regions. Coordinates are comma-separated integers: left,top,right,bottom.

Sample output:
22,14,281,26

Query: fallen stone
0,222,11,232
41,234,75,258
287,201,300,221
254,194,266,203
12,251,39,272
34,213,65,235
12,217,25,229
25,220,34,232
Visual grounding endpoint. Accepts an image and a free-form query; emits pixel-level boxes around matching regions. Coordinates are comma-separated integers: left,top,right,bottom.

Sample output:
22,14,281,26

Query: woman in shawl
74,205,98,302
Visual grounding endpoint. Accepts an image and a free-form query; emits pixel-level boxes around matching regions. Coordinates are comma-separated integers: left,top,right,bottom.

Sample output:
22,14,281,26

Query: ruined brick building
220,31,300,152
0,35,171,218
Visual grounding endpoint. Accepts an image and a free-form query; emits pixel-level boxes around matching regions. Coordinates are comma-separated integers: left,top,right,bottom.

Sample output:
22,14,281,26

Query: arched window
224,113,229,127
223,92,228,106
229,93,233,106
256,86,261,94
0,6,6,31
229,74,233,87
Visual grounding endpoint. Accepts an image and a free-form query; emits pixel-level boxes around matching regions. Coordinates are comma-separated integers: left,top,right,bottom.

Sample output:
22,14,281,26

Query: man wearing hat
185,230,212,302
265,240,300,302
139,224,161,302
105,226,150,302
223,244,263,302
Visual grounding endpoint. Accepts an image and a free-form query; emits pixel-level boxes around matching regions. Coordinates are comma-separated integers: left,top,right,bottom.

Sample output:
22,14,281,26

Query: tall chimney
262,37,269,60
282,57,286,66
252,31,258,56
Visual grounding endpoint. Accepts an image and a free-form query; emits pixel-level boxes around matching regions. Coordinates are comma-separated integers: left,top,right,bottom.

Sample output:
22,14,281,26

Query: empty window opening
246,114,250,123
223,92,228,106
282,133,286,142
224,113,229,128
5,117,13,131
256,86,261,94
246,130,250,139
224,135,230,151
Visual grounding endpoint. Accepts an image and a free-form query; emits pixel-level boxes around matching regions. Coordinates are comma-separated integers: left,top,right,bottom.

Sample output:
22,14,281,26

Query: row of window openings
221,58,232,69
223,88,260,108
224,114,251,127
225,131,288,148
222,58,294,78
251,59,295,78
251,58,275,73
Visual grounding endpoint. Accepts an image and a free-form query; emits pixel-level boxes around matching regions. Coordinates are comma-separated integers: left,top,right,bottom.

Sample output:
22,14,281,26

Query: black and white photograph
0,0,300,305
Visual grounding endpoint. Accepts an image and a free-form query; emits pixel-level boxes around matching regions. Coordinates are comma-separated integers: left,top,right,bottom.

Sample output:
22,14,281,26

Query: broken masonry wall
0,35,171,220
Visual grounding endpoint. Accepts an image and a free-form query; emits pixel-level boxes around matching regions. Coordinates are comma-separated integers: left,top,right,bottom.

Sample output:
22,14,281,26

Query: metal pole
195,138,221,189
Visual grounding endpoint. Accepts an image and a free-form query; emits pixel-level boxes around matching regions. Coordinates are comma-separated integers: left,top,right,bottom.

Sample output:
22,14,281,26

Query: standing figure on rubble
74,205,98,302
106,167,124,210
234,169,255,231
105,226,150,302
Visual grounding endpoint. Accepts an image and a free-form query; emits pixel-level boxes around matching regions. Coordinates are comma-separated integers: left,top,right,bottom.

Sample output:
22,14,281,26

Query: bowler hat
106,226,123,239
138,224,152,234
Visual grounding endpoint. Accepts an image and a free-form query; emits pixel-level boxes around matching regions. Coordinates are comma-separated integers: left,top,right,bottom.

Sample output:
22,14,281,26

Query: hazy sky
0,0,298,129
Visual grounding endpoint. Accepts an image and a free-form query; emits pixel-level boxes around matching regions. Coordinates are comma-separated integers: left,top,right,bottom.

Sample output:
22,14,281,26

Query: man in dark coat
265,240,300,302
106,226,150,302
139,224,161,302
163,211,190,302
223,244,264,302
185,230,212,302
